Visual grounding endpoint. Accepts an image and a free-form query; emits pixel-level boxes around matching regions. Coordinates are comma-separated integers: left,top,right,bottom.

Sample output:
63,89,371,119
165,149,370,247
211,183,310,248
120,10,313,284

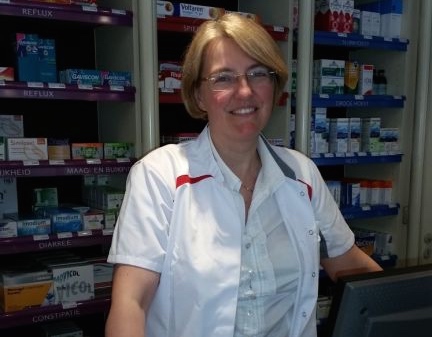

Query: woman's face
196,37,275,143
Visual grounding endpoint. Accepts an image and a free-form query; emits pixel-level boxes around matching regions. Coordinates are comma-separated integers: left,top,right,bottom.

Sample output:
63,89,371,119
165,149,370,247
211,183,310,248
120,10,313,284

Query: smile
231,107,256,115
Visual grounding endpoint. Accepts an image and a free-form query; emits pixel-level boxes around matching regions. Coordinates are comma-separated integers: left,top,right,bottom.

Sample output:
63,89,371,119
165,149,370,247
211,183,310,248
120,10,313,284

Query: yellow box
344,61,360,94
0,269,53,312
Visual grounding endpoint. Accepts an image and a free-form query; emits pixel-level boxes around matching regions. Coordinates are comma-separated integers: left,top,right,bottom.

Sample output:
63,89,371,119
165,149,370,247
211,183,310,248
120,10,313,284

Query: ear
195,87,206,112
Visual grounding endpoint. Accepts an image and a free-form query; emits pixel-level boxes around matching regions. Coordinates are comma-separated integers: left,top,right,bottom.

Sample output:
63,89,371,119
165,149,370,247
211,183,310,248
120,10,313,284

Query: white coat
108,127,354,337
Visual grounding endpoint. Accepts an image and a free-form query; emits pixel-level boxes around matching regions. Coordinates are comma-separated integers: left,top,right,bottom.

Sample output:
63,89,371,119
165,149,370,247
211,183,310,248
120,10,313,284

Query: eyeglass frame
200,66,277,92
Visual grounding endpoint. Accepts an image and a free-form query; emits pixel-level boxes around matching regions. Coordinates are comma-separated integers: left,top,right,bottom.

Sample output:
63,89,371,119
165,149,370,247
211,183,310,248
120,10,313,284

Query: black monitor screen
325,264,432,337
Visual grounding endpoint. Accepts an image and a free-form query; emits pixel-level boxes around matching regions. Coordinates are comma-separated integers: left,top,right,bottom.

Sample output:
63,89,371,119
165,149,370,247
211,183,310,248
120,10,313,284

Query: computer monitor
325,263,432,337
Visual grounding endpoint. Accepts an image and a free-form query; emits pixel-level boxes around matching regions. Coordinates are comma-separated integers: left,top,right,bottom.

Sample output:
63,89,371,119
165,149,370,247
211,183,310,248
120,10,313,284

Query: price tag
103,229,114,236
86,159,102,164
273,25,284,32
78,84,93,90
362,205,371,211
384,37,392,42
109,85,125,91
57,232,73,239
319,94,330,99
357,152,367,157
82,5,97,12
337,33,347,38
363,35,372,40
112,9,127,15
116,158,131,163
335,152,345,157
23,160,40,166
49,160,66,165
48,82,66,89
27,82,44,88
345,152,354,157
324,153,334,158
354,95,364,100
33,234,50,241
62,302,78,309
78,231,93,237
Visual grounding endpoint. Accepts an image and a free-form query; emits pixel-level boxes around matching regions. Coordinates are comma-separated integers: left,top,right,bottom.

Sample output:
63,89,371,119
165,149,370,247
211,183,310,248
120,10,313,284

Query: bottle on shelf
377,69,387,95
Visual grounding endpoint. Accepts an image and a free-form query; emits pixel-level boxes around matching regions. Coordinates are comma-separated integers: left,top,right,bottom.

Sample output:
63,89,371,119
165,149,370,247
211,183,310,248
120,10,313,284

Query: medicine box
344,61,360,94
100,71,132,87
59,69,101,86
48,261,94,304
379,0,403,38
15,33,39,82
82,208,104,230
0,137,4,160
313,77,344,94
0,219,18,238
0,177,18,218
38,38,57,83
48,138,71,160
103,142,134,159
33,187,59,211
314,59,345,78
0,266,54,312
7,137,48,161
329,118,349,153
156,1,225,20
348,117,361,153
361,117,381,152
0,67,14,81
43,207,82,233
0,114,24,138
6,213,51,236
71,143,103,160
40,321,84,337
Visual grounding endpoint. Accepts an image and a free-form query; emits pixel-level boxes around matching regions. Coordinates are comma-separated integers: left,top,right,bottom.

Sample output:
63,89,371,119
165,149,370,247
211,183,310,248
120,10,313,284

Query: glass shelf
0,0,132,26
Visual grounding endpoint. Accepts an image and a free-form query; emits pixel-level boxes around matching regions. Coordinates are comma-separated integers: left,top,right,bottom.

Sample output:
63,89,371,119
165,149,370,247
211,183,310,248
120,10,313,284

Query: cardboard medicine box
103,142,134,159
0,267,54,313
48,261,94,304
6,213,51,236
7,137,48,161
71,143,103,160
15,33,39,82
156,1,225,20
0,114,24,138
0,177,18,218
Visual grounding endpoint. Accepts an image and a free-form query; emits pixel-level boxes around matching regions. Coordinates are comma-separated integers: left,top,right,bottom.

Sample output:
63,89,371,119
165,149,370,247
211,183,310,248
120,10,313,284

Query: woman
105,13,382,337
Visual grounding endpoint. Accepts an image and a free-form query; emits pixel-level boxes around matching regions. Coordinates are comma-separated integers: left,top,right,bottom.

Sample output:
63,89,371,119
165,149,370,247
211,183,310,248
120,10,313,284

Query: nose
235,75,254,95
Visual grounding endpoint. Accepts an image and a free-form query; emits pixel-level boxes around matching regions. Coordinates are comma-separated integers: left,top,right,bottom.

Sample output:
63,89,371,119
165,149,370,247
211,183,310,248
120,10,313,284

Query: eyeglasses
201,66,276,92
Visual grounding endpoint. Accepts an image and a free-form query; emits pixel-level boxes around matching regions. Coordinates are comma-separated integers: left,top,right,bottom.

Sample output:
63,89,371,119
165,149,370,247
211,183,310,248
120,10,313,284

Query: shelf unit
0,0,141,334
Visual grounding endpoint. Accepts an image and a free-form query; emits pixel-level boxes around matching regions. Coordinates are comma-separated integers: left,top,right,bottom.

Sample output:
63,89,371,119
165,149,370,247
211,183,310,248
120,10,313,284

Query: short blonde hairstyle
181,13,288,120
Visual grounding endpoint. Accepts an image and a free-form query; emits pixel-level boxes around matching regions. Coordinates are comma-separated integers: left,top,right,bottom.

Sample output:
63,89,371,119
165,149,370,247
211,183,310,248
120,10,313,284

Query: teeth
233,107,255,115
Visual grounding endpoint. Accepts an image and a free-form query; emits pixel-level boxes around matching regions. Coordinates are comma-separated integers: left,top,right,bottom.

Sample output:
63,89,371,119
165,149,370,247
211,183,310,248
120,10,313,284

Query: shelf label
78,230,93,237
357,152,367,157
273,25,284,32
345,152,354,157
78,84,93,90
0,0,11,4
354,95,364,100
23,160,40,166
319,94,330,99
116,158,131,163
109,85,125,91
48,82,66,89
337,33,347,38
33,234,50,241
384,37,393,42
62,302,78,309
324,153,334,158
335,152,345,157
361,205,371,211
103,229,114,236
57,232,73,239
0,80,5,86
82,5,98,12
27,82,44,88
86,159,102,165
393,95,403,100
310,153,320,158
49,160,66,165
363,35,373,40
112,9,127,15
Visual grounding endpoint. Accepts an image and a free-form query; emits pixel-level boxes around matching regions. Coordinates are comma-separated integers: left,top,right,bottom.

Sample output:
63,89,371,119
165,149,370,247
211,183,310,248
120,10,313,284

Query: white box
361,117,381,152
359,64,374,95
0,219,17,238
49,262,94,304
348,117,361,153
7,138,48,161
313,59,345,78
313,76,344,94
329,118,349,153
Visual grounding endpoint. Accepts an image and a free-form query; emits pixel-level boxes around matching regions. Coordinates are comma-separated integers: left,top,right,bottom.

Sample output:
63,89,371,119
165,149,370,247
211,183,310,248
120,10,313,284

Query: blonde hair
181,13,288,119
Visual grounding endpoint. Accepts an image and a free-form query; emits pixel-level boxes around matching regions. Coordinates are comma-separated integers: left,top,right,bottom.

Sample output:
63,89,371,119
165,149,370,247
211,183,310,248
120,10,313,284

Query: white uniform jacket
108,127,354,337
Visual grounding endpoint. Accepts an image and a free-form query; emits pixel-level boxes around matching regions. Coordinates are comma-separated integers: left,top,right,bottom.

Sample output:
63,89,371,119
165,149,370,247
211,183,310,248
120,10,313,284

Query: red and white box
0,67,14,81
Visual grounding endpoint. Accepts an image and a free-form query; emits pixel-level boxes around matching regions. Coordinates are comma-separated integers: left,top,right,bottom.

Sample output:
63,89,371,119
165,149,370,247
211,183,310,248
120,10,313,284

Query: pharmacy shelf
0,229,114,255
341,204,400,220
0,296,111,329
157,15,288,41
0,158,136,178
311,152,402,166
0,0,132,26
313,30,409,51
0,81,135,101
292,94,405,108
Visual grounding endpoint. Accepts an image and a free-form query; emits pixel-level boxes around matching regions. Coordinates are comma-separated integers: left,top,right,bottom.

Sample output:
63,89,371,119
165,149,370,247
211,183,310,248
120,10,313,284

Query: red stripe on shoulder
176,174,213,188
297,179,312,200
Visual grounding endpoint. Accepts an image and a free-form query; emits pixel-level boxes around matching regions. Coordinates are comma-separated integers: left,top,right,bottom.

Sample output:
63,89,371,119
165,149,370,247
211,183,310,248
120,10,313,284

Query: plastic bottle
372,69,379,95
378,69,387,95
